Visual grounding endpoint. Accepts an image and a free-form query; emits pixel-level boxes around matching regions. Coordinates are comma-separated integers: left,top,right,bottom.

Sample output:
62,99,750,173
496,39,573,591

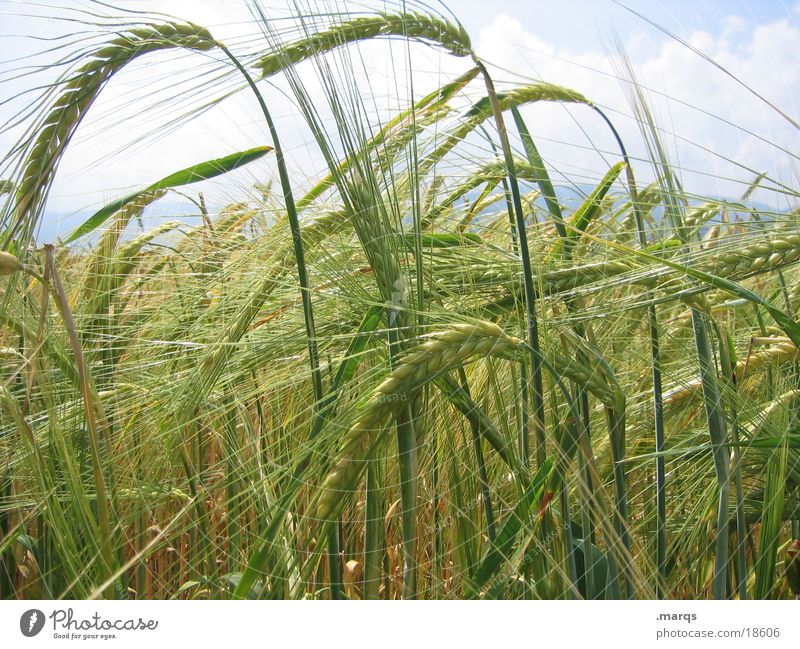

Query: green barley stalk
459,368,496,541
589,104,669,597
717,325,748,598
436,374,528,481
511,105,614,594
657,116,732,598
166,37,327,441
218,43,324,409
471,59,546,476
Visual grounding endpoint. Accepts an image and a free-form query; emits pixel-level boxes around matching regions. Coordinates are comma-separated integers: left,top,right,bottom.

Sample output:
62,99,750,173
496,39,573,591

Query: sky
1,0,799,241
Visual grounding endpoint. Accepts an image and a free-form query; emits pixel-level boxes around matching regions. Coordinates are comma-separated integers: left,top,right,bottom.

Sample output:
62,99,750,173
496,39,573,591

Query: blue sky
1,1,799,241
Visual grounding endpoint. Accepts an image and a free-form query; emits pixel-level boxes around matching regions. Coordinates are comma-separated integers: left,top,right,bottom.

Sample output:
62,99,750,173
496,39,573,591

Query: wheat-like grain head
256,11,472,78
14,23,217,236
664,339,800,408
315,319,521,520
439,231,800,302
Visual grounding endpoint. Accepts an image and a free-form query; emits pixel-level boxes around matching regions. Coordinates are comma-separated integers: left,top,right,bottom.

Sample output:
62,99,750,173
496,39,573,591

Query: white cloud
475,12,800,205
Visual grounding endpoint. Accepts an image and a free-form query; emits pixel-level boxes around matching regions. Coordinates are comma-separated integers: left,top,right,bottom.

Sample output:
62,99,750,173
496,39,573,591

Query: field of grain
1,2,799,600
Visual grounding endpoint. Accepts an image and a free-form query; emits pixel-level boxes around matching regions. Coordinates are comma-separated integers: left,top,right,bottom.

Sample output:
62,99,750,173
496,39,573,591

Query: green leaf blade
64,145,273,244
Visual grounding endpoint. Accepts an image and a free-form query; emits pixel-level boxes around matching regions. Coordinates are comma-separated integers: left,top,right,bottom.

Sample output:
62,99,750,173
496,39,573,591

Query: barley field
0,1,799,601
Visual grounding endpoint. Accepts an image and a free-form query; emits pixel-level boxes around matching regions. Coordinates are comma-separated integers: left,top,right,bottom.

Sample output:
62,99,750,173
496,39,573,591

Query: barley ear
12,22,217,241
315,320,521,521
256,12,471,78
